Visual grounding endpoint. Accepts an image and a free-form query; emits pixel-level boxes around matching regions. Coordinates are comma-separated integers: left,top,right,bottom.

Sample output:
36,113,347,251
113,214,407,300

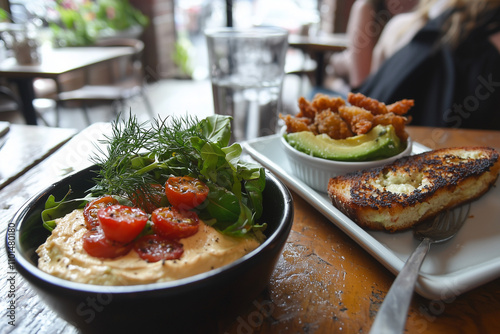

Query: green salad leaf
41,188,88,232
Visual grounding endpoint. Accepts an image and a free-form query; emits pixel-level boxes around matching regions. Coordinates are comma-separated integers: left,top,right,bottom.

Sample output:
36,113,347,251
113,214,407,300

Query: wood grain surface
0,124,76,189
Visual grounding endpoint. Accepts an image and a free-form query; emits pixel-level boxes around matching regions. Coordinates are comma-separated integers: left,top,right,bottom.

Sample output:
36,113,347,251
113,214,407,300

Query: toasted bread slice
328,147,500,232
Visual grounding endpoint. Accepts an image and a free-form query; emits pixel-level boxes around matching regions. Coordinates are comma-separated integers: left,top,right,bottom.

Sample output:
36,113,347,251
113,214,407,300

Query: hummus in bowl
9,166,293,333
37,209,260,285
9,112,293,333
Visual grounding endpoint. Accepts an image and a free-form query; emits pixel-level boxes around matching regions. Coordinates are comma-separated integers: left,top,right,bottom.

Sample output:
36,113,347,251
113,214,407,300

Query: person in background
357,0,500,129
328,0,418,90
371,0,490,72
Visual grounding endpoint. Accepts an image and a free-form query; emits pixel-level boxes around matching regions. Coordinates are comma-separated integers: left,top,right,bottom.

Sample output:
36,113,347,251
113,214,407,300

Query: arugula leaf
195,138,225,183
41,188,88,231
198,114,232,147
222,202,254,236
243,168,266,219
202,183,240,224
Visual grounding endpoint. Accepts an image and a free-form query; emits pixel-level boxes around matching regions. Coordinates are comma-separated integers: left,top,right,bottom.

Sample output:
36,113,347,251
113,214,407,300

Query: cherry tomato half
134,235,184,262
165,176,209,210
97,205,148,243
82,228,133,259
83,195,119,229
130,184,169,214
151,206,200,239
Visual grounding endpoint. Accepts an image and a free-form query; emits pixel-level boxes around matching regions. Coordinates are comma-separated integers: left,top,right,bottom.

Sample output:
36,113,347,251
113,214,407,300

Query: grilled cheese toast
328,147,500,232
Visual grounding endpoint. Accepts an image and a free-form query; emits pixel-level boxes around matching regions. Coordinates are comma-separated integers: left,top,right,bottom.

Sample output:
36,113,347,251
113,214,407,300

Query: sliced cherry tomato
130,184,169,214
97,205,148,243
151,206,200,239
83,195,119,229
165,176,209,210
82,228,133,259
134,235,184,262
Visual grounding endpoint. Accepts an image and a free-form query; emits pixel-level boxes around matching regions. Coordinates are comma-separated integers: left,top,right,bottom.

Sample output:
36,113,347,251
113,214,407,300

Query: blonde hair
414,0,500,47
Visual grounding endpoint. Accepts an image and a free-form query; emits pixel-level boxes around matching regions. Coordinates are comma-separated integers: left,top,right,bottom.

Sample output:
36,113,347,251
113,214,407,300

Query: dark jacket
356,7,500,129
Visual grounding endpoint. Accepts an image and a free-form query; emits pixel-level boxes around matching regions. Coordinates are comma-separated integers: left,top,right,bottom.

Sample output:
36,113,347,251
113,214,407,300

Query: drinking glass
205,27,288,142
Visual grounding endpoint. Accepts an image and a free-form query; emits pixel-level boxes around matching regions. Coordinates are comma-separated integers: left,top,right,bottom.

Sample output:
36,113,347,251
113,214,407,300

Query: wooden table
288,33,348,86
0,122,76,189
1,124,500,333
0,46,134,125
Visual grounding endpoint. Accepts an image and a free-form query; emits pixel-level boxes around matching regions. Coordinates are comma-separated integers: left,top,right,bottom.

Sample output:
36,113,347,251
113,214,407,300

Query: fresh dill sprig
90,115,154,197
90,114,208,199
149,114,205,174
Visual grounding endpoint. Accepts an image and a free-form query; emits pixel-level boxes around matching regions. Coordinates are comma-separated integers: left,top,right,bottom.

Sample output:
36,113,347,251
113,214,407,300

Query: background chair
0,84,51,126
57,38,155,125
0,86,20,115
285,49,317,96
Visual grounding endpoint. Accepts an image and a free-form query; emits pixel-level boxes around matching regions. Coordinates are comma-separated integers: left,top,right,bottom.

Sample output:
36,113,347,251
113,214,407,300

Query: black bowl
7,166,293,333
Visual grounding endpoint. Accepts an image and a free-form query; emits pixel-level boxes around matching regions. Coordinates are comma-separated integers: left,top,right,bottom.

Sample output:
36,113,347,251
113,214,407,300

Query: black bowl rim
8,165,293,294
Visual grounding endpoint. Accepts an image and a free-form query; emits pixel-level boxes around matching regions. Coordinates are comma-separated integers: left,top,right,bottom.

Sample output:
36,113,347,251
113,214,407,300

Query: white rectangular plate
243,134,500,300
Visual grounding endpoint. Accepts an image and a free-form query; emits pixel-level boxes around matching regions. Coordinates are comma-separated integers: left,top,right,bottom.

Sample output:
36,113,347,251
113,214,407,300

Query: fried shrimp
280,114,312,133
387,99,414,115
311,94,346,113
297,96,317,119
373,113,409,141
347,92,388,115
314,109,353,139
283,93,412,142
338,105,374,135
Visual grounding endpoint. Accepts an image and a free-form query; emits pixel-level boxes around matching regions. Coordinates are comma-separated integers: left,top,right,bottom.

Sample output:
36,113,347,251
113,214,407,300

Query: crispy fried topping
281,92,413,141
314,109,353,139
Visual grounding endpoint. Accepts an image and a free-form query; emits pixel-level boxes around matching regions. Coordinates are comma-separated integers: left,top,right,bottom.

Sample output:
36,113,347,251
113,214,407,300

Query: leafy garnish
86,114,267,239
41,188,88,231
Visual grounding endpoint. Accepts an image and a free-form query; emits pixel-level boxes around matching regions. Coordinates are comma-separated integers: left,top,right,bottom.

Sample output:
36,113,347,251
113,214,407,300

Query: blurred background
0,0,353,129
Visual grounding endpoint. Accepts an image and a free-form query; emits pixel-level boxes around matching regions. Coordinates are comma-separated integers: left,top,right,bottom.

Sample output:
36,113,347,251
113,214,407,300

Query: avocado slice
284,125,404,162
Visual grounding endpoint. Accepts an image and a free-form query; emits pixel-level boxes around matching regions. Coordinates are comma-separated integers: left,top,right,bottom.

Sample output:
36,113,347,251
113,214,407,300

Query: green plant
0,8,9,22
172,35,194,78
96,0,149,31
50,0,148,47
50,1,100,46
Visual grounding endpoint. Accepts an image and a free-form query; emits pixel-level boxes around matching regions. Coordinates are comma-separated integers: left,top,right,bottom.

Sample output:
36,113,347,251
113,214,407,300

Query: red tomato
165,176,209,210
82,228,133,259
134,235,184,262
130,184,169,214
151,206,200,239
83,195,119,229
97,205,148,243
